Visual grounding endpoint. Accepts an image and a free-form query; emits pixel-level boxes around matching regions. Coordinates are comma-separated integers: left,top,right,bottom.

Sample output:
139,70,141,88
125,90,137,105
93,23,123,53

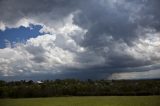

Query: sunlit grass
0,96,159,106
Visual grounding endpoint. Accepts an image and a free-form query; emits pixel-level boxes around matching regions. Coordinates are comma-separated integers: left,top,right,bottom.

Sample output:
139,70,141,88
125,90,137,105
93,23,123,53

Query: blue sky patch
0,25,43,48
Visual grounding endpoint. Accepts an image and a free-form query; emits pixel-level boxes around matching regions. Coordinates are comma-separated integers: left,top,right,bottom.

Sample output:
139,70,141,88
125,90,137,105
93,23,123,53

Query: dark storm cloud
0,0,84,27
73,0,160,69
74,0,160,44
0,0,160,80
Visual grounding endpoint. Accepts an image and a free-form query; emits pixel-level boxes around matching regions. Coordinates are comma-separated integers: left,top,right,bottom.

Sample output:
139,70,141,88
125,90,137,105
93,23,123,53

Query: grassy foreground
0,96,160,106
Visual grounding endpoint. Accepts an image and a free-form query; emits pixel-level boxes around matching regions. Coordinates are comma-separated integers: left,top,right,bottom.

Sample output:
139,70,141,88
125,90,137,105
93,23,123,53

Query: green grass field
0,96,160,106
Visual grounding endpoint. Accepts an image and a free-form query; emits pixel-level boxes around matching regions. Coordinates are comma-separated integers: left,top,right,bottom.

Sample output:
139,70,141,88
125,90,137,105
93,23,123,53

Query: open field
0,96,160,106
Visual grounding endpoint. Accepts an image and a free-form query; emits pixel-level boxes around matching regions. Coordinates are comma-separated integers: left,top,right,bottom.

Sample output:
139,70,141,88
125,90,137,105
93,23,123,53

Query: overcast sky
0,0,160,80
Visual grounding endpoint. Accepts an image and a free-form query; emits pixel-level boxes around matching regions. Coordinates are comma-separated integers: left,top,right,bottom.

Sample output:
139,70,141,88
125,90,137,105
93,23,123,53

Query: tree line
0,79,160,98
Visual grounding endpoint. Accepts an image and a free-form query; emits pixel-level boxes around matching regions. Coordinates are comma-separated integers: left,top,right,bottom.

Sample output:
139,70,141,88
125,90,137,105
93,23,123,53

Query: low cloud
109,69,160,80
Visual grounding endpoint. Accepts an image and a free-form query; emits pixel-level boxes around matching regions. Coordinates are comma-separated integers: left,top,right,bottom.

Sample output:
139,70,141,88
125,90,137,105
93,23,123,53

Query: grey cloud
0,0,84,28
73,0,160,68
73,0,160,44
0,0,160,80
26,45,46,63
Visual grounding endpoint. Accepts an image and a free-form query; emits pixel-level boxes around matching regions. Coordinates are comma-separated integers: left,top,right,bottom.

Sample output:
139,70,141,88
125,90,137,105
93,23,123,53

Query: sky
0,0,160,80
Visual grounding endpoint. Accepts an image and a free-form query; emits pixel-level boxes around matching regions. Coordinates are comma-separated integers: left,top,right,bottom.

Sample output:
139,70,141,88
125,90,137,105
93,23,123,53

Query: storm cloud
0,0,160,80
